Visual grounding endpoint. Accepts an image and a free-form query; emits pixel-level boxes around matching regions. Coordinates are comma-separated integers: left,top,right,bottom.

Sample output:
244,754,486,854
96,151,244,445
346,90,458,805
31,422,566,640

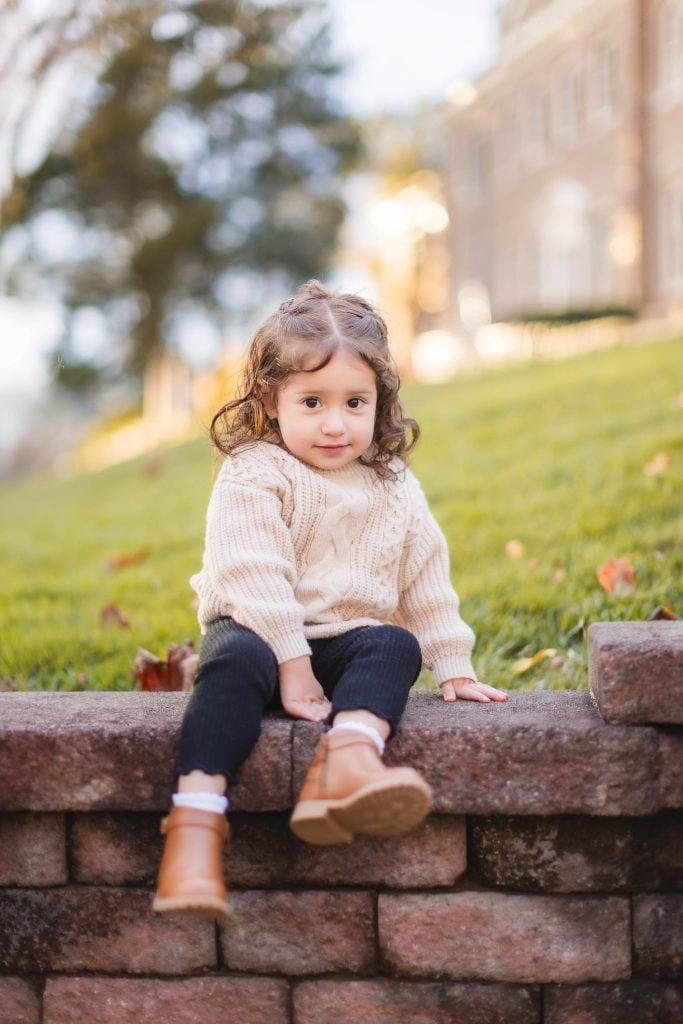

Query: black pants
177,617,422,787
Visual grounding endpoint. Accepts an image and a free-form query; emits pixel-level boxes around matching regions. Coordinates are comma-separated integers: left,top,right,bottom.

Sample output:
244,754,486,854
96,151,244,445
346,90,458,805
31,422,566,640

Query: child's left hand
440,678,509,703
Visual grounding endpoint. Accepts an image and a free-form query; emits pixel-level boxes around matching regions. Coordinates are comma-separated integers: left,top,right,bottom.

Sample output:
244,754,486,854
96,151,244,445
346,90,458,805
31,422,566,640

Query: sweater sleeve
393,470,477,684
199,449,311,664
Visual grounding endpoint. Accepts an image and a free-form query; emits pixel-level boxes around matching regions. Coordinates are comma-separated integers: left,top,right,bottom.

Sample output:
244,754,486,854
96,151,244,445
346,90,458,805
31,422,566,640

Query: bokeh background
0,0,681,691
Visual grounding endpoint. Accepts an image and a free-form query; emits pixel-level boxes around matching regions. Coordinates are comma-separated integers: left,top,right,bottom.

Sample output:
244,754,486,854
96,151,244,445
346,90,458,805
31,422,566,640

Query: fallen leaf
505,539,526,559
0,678,14,692
649,605,679,621
643,452,670,477
167,641,200,691
143,456,167,478
510,648,558,675
133,641,198,692
100,602,131,629
105,548,151,571
597,557,635,596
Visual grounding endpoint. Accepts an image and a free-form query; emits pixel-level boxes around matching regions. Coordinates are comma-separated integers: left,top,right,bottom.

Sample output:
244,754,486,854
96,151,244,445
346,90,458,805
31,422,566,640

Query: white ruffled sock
172,791,229,815
329,721,386,757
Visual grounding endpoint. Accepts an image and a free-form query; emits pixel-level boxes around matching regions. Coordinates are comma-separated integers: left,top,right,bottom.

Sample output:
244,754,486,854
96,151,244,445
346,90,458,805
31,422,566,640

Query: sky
0,0,502,402
327,0,500,115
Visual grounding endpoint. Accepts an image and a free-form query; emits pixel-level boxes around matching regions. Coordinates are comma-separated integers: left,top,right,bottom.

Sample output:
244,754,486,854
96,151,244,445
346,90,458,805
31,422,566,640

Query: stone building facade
447,0,683,324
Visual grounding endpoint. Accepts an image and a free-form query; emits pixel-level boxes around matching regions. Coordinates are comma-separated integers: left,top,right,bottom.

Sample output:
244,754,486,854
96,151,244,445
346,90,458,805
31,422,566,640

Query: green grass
1,337,681,692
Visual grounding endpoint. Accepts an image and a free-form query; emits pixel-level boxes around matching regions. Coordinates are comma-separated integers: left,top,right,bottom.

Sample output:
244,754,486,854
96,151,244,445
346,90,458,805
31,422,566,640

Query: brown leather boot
152,806,230,920
290,729,433,845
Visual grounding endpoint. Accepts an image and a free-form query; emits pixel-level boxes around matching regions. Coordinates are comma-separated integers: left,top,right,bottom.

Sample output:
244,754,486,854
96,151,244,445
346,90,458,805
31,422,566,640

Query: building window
556,66,584,146
592,43,620,119
659,2,683,88
589,215,612,301
515,236,540,309
522,87,551,160
495,101,518,182
464,132,490,204
659,190,683,289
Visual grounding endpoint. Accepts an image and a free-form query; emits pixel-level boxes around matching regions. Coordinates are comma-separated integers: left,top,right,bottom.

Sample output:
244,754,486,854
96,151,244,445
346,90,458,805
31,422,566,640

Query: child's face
265,348,377,470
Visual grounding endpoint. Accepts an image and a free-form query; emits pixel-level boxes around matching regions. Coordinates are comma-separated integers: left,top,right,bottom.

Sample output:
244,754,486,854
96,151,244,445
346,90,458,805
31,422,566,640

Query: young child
153,280,507,919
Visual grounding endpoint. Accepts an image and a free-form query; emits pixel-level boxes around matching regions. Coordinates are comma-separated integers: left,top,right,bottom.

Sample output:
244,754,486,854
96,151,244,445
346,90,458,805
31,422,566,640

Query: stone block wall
1,622,682,1023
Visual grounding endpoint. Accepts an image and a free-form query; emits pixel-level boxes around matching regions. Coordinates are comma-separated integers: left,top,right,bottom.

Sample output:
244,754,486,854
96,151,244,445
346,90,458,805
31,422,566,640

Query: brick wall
1,622,681,1024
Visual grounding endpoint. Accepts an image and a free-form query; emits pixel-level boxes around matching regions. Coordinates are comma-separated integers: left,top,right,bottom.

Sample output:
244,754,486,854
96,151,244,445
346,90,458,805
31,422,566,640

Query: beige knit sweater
191,442,476,683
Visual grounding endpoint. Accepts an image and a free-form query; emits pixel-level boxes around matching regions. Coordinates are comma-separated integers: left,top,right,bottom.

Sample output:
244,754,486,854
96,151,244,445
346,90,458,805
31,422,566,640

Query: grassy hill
1,337,681,692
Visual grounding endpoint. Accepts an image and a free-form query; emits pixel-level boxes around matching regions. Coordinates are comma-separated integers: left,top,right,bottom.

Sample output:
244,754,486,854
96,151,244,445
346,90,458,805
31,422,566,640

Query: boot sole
152,894,231,921
290,774,433,846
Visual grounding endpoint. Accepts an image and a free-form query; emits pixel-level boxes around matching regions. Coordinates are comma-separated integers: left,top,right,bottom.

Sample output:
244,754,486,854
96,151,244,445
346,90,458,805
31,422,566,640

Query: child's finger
441,681,457,702
465,688,492,702
478,684,508,701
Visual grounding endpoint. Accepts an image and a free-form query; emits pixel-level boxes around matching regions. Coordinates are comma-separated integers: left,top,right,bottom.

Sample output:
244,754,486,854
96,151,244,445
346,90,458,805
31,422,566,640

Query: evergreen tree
1,0,359,381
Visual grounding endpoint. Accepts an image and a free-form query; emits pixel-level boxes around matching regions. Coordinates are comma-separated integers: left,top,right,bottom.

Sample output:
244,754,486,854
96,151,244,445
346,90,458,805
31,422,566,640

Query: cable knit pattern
190,442,476,682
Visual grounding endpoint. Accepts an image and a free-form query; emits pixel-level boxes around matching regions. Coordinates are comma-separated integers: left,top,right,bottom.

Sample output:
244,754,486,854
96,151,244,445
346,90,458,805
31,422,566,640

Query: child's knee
199,619,277,687
377,625,422,671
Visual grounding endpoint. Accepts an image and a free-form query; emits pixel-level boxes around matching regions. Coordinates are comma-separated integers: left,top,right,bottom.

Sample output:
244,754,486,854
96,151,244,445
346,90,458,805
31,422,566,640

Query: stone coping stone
296,691,682,816
2,689,679,815
0,692,290,813
589,621,683,725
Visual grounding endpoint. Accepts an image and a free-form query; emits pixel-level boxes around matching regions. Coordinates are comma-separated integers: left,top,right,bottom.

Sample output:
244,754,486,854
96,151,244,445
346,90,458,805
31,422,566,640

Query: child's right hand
278,656,331,722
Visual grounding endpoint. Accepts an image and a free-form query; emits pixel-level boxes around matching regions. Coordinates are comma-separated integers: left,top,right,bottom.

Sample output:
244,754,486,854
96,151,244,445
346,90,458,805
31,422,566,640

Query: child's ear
262,391,277,419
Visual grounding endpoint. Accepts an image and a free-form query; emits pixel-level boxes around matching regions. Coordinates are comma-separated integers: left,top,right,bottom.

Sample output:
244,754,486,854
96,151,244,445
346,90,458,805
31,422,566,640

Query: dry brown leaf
133,641,198,692
643,452,670,477
143,456,167,477
649,605,679,621
597,556,635,596
505,539,526,559
105,548,151,571
0,678,15,692
100,602,131,629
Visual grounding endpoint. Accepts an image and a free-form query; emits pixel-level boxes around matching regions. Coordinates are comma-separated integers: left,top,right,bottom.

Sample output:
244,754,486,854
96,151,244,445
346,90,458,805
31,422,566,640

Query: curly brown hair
210,280,419,477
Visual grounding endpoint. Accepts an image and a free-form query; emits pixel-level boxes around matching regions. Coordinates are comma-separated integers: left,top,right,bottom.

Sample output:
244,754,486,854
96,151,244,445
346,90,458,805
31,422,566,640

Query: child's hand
279,655,331,722
440,677,509,704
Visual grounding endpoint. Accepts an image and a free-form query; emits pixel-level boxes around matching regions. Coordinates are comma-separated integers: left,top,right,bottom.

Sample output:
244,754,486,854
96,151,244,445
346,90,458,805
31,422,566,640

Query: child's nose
321,411,345,435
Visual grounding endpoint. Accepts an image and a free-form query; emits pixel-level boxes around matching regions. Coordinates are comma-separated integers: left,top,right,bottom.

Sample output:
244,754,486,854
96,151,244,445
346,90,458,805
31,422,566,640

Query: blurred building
334,112,463,380
447,0,683,325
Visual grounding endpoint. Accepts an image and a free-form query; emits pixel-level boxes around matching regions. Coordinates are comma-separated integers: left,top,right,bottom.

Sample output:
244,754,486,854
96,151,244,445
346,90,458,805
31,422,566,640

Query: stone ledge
298,691,681,815
589,621,683,725
1,690,681,815
0,692,290,812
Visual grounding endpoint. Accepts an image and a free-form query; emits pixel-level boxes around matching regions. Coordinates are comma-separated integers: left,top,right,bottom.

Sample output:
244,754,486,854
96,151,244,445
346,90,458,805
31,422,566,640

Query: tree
1,0,359,383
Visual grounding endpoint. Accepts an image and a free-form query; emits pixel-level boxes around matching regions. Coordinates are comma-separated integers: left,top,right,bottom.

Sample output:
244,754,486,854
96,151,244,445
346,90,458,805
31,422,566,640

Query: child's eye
303,397,320,409
347,397,366,409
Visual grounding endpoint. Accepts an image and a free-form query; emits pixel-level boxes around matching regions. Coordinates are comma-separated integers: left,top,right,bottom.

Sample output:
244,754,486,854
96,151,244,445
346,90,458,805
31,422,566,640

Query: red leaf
133,641,198,692
597,557,635,596
100,602,131,629
105,548,151,571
